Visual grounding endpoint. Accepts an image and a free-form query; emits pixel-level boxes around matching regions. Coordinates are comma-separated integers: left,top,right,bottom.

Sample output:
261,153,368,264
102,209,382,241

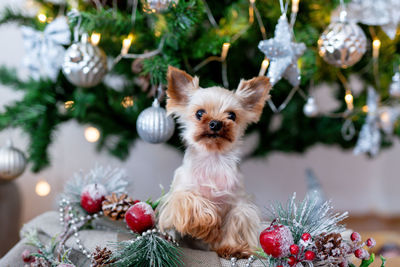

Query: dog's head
166,66,271,153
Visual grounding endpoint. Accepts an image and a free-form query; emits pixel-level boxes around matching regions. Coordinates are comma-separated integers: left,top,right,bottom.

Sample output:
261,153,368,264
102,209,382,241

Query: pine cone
91,246,116,267
315,232,346,260
102,193,134,220
30,257,51,267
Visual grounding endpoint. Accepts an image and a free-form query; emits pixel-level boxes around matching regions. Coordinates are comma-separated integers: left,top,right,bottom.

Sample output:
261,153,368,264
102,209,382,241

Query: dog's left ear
235,76,271,123
166,66,199,115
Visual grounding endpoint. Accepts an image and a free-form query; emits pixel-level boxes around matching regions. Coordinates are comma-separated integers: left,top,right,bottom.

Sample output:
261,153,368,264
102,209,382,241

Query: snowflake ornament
258,15,306,87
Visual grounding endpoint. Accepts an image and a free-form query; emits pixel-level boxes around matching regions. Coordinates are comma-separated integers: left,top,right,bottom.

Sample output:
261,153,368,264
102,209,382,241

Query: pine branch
0,7,36,27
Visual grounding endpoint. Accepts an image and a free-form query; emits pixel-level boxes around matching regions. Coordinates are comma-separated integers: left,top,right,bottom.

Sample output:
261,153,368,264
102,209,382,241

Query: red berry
288,256,297,266
304,250,316,261
259,224,294,258
277,266,284,267
125,202,155,233
366,238,376,248
290,244,299,255
21,249,33,263
80,183,107,214
133,200,140,204
350,232,361,242
301,233,311,242
354,248,367,259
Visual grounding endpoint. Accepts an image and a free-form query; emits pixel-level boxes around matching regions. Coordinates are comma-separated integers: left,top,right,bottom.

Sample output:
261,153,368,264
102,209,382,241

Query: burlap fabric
0,211,268,267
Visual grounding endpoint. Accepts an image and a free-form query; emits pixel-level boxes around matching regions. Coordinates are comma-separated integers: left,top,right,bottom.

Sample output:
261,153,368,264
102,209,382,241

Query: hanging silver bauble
303,97,318,117
389,72,400,97
62,34,108,88
318,20,367,68
142,0,178,13
136,99,175,144
0,140,27,182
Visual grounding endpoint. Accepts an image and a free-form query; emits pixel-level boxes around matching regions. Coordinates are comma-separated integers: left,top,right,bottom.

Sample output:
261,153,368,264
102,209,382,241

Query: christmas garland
19,166,386,267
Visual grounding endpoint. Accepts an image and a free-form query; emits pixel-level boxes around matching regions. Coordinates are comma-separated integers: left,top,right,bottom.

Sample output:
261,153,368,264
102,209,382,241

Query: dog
158,66,271,258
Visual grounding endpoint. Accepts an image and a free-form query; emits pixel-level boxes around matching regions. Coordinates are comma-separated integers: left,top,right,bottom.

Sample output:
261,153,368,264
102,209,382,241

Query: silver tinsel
258,15,306,87
0,140,27,181
142,0,178,12
389,72,400,97
62,34,108,88
354,87,381,156
303,97,318,117
318,19,367,68
136,99,175,144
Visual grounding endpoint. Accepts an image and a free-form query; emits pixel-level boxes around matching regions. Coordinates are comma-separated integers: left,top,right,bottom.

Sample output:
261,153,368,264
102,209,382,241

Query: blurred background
0,0,399,262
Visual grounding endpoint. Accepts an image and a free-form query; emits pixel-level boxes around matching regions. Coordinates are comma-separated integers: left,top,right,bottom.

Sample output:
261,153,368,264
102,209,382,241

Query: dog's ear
167,66,199,115
235,76,271,123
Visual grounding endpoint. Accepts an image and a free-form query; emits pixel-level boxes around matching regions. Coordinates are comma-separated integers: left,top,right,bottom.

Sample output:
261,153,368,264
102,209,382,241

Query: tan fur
158,66,271,258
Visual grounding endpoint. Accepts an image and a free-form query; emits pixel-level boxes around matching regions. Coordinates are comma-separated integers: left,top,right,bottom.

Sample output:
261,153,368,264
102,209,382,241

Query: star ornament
258,15,306,87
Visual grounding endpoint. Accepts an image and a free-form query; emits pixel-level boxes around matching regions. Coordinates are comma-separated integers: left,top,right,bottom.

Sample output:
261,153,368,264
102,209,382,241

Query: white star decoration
258,15,306,87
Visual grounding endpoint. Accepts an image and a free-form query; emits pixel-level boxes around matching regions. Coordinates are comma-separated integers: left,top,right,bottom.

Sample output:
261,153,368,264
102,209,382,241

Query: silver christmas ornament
303,97,318,117
142,0,178,13
318,19,367,68
389,72,400,97
62,34,108,88
0,140,27,181
354,87,381,156
136,99,175,144
258,15,306,87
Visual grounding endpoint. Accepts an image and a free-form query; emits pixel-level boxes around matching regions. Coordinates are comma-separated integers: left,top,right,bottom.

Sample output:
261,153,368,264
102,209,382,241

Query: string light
35,180,51,197
380,111,390,124
64,100,74,110
259,59,269,76
121,33,134,55
84,126,100,143
249,0,255,23
292,0,300,13
90,32,101,46
121,96,134,108
372,38,381,59
37,13,47,23
221,43,231,61
345,90,354,110
362,105,368,113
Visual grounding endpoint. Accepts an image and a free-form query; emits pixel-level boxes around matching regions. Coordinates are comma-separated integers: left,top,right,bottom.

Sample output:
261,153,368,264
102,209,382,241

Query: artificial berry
133,200,141,204
354,248,367,259
304,250,316,261
301,232,312,242
277,266,284,267
350,232,361,242
287,256,297,266
290,244,299,255
366,238,376,248
339,261,349,267
21,249,33,263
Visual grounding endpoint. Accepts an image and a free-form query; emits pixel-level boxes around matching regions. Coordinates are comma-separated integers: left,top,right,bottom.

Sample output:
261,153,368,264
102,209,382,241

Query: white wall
0,0,399,228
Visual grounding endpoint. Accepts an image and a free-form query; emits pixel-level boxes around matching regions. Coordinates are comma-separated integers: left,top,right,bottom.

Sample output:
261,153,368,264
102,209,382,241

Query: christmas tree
0,0,399,172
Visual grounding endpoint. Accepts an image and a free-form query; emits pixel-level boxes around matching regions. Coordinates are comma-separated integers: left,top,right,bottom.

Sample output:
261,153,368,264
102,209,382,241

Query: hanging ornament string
202,0,217,27
267,86,299,113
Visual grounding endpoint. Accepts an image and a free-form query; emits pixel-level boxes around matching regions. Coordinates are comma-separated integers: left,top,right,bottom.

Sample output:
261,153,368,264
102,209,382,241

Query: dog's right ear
167,66,199,115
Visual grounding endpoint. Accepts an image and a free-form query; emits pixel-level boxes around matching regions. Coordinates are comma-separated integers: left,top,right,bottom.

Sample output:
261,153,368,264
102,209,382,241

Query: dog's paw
215,245,253,259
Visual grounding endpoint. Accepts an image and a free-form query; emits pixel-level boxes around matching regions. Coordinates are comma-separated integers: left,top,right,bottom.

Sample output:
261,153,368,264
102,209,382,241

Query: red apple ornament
125,202,155,233
259,224,294,258
80,183,107,214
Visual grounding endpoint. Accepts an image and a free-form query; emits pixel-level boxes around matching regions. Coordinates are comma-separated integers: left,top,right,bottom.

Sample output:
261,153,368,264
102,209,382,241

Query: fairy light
37,13,47,23
35,180,51,197
259,59,269,76
372,39,381,59
90,32,101,46
362,105,368,113
64,100,74,110
249,0,255,23
292,0,300,13
121,33,134,55
221,43,231,61
345,90,354,110
84,126,100,143
121,96,134,108
380,111,390,124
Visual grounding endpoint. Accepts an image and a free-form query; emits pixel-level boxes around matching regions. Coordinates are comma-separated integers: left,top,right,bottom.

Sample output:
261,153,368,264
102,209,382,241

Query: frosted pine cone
102,193,134,221
91,247,116,267
315,232,347,261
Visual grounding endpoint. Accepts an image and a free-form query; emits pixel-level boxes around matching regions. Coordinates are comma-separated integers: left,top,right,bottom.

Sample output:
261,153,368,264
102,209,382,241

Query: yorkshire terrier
158,66,271,258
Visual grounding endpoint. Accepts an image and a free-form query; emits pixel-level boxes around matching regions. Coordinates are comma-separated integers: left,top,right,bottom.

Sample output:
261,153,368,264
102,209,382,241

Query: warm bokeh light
372,39,381,59
84,127,100,143
64,100,74,110
380,111,390,123
221,43,231,60
345,91,354,110
37,13,47,23
259,59,270,76
35,180,51,197
362,105,368,113
90,32,101,46
121,96,134,108
121,33,134,55
292,0,300,13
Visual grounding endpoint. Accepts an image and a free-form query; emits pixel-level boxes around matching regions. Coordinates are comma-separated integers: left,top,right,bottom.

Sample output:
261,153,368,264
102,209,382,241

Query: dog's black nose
209,120,222,132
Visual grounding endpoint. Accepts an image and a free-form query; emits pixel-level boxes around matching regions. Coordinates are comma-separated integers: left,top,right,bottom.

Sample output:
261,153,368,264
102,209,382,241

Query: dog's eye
195,109,206,120
227,111,236,121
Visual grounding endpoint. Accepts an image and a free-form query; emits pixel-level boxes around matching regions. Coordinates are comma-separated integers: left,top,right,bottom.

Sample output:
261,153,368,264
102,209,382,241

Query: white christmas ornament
21,17,71,81
354,87,381,156
136,99,175,144
389,72,400,98
62,34,108,88
0,140,27,181
303,97,318,117
258,15,306,87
